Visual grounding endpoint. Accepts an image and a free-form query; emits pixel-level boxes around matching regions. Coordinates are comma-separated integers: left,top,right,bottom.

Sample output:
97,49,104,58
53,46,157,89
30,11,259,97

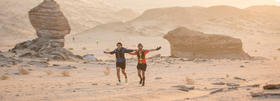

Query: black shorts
137,63,147,71
116,62,126,69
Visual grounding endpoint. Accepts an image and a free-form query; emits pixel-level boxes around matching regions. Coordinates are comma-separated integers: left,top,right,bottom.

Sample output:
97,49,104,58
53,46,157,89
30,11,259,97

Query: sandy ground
1,31,280,101
0,55,280,101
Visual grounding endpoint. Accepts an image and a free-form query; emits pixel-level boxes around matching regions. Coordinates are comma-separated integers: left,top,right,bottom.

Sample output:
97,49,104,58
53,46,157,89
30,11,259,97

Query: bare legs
138,69,145,86
116,67,127,84
121,69,127,79
138,69,142,79
116,67,121,81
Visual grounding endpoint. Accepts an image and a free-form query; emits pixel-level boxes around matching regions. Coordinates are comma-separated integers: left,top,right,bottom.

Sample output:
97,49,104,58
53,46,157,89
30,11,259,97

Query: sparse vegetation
192,73,196,75
104,67,111,76
68,48,74,50
185,77,195,85
1,75,9,80
61,70,70,77
273,57,278,60
208,18,217,22
45,70,53,75
19,68,29,75
105,48,110,51
226,74,230,78
277,48,280,51
82,47,87,50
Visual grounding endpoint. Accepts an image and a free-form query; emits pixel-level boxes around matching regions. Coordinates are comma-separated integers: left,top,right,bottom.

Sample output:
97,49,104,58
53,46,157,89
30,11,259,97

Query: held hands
156,46,162,50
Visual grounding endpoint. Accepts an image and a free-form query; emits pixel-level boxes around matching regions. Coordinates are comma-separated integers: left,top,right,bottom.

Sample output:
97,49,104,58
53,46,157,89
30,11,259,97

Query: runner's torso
136,50,149,64
115,48,126,62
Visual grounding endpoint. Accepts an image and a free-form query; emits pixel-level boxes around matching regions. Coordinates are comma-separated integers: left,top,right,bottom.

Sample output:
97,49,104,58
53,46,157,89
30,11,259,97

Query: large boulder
164,27,251,59
29,0,71,39
10,0,81,61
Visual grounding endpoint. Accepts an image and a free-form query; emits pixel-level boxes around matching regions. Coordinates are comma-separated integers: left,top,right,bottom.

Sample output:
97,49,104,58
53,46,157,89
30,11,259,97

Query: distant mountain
82,5,280,37
246,5,280,15
103,0,279,11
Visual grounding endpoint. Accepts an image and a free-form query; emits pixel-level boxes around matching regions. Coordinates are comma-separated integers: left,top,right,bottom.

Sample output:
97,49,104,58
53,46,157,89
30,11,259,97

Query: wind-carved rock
164,27,251,59
29,0,71,40
11,0,81,61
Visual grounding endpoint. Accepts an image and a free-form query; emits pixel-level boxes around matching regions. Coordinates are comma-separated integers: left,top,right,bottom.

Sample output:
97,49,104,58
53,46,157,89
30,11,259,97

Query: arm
104,50,115,54
147,46,161,52
128,51,137,55
124,48,136,53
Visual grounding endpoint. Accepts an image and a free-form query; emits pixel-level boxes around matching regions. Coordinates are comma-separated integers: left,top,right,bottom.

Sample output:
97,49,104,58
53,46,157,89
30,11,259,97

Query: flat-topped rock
164,27,251,59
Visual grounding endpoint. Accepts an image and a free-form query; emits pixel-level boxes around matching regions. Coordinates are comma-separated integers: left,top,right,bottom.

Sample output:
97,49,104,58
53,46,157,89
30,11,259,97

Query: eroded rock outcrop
11,0,81,61
164,27,251,59
0,52,20,67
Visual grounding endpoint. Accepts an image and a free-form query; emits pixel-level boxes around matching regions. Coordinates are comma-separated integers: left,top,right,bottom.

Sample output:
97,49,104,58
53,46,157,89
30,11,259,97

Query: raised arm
147,46,161,52
124,48,136,53
104,49,116,54
128,51,137,55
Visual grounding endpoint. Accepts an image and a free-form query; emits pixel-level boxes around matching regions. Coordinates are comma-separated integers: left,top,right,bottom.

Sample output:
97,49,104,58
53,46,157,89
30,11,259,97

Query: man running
104,42,134,85
129,43,161,86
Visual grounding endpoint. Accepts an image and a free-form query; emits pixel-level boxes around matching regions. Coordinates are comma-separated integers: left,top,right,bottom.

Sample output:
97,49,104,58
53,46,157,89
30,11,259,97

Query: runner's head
116,42,122,49
138,43,143,50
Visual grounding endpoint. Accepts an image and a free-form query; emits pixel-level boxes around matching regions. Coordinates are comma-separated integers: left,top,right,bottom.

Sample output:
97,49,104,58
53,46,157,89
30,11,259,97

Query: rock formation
10,0,81,61
164,27,251,59
29,0,71,40
0,53,20,67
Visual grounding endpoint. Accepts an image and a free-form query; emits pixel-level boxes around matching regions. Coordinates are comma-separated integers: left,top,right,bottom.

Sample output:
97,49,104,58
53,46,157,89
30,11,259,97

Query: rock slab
164,27,251,59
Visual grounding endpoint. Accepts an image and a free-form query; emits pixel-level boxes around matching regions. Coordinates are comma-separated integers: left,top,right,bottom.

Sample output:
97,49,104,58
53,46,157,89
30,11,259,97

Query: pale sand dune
0,0,138,35
86,5,280,38
0,0,139,49
65,32,171,60
104,0,280,11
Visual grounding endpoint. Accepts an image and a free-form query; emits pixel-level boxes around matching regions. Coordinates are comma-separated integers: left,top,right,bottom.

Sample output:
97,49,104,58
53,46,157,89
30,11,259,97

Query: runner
129,43,161,86
104,42,134,85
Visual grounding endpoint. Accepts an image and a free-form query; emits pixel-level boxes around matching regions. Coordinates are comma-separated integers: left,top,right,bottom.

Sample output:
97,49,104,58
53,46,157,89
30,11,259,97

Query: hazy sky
103,0,280,11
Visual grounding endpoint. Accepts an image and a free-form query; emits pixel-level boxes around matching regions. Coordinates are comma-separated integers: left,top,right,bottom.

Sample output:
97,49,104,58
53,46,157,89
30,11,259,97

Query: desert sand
1,0,280,101
1,45,280,101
